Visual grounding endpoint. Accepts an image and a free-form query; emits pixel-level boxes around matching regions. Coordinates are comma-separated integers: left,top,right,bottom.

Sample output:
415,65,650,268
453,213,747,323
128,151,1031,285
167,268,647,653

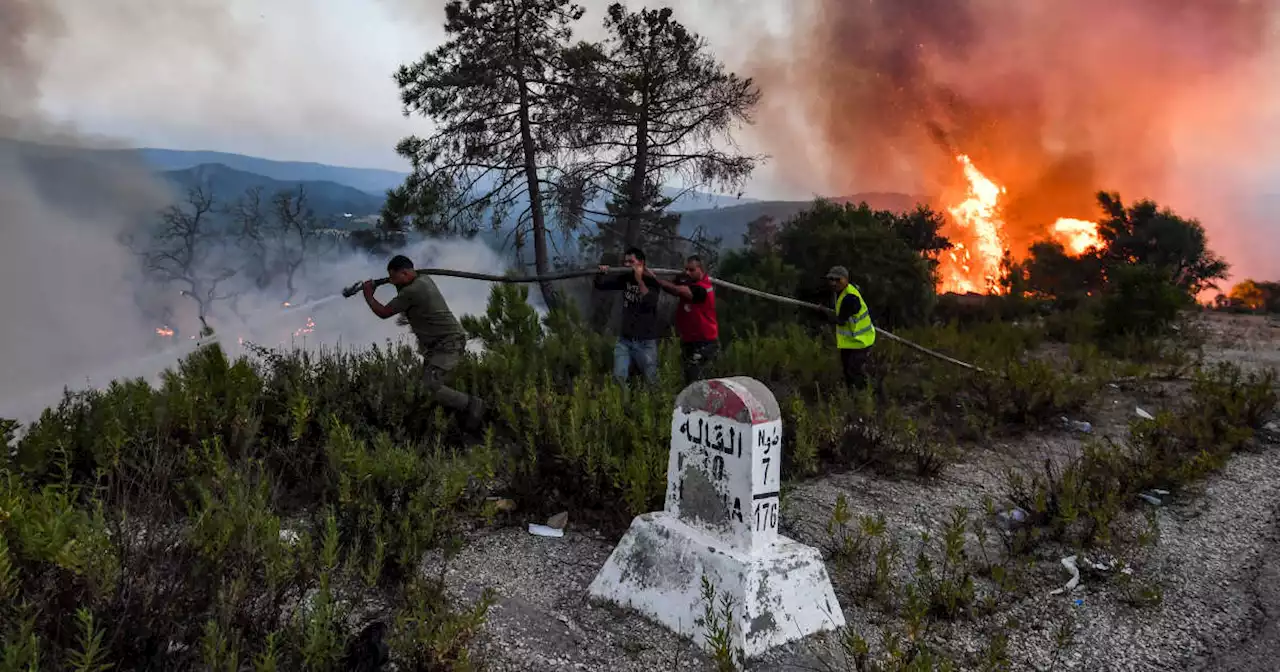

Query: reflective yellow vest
836,284,876,349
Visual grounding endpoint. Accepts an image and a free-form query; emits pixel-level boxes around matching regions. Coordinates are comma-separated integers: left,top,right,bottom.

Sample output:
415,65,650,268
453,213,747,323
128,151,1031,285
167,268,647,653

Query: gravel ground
429,434,1280,671
421,314,1280,671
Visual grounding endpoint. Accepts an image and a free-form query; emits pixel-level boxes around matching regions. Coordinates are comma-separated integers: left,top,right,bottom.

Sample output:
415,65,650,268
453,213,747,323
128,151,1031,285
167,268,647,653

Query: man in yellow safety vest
826,266,877,391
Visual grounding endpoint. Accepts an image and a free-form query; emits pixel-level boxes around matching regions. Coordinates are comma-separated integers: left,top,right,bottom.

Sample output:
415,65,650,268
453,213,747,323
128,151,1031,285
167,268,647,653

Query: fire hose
342,267,988,374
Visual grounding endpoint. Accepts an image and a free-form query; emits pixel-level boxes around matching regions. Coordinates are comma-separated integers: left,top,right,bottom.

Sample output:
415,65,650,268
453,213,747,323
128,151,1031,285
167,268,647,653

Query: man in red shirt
648,255,718,384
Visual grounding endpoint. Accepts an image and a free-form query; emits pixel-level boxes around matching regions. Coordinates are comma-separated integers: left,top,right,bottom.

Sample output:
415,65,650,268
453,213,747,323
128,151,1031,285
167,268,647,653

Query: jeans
613,338,658,385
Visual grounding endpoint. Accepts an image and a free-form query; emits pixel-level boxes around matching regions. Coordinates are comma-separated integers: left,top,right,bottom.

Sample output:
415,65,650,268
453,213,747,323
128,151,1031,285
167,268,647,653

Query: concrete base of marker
588,511,845,658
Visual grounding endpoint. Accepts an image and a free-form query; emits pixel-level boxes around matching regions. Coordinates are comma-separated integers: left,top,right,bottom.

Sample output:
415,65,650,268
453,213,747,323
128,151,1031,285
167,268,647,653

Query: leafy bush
1096,264,1191,344
718,199,946,335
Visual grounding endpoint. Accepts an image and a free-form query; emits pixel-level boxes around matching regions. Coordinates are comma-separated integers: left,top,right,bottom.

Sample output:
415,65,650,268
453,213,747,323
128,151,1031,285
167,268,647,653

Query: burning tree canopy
749,0,1277,294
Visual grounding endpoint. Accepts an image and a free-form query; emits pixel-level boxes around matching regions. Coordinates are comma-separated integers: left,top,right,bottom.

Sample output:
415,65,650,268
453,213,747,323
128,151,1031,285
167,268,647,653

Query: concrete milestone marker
588,377,845,658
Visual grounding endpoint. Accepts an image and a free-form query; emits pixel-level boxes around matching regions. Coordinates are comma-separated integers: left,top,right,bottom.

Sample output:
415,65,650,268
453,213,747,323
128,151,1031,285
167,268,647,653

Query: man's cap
825,266,849,279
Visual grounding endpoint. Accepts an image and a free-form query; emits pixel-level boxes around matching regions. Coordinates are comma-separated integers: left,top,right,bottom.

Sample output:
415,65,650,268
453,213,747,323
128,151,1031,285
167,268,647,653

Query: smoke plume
749,0,1280,275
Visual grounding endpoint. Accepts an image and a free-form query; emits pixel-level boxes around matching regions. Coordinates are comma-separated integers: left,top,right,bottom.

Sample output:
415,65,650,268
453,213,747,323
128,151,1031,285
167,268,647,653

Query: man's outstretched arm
363,280,404,320
648,272,694,301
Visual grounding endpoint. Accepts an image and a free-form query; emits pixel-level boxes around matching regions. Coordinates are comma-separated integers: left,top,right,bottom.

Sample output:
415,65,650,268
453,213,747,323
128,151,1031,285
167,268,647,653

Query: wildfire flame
155,326,174,337
294,317,316,337
942,155,1008,294
938,154,1101,294
1051,218,1103,255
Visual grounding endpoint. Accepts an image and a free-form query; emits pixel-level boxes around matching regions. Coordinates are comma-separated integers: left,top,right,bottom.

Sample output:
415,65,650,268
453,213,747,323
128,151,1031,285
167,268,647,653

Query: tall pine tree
390,0,585,307
562,4,761,260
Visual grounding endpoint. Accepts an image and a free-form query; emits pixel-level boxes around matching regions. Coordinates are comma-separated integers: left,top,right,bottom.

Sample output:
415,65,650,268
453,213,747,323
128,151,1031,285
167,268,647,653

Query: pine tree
391,0,586,307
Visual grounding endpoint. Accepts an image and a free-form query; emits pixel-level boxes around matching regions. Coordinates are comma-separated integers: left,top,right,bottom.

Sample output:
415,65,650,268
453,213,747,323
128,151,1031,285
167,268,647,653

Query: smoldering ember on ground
1,0,1279,670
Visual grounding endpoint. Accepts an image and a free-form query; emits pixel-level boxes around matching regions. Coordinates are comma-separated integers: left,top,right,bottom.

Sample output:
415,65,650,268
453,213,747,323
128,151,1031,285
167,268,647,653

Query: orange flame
293,317,316,337
938,154,1103,294
941,155,1008,294
1050,218,1102,255
155,326,174,337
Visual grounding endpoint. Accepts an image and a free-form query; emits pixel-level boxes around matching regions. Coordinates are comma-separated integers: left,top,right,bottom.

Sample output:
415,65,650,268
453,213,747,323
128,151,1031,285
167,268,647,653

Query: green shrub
1005,362,1277,547
389,578,494,670
1097,264,1191,345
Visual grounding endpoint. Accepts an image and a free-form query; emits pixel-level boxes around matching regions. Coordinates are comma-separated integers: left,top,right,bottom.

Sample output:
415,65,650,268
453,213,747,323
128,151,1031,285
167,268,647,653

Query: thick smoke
0,0,506,424
749,0,1280,273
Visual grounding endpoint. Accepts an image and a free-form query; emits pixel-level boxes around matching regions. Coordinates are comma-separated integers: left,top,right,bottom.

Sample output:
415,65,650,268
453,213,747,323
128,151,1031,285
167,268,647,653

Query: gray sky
31,0,801,197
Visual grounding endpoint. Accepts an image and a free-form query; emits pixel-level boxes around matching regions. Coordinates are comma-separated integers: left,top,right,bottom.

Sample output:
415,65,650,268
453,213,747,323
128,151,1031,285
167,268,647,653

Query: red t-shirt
675,275,718,342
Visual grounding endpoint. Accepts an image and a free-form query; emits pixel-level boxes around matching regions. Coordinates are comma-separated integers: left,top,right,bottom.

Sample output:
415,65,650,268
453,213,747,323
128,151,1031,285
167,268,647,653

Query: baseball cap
825,266,849,280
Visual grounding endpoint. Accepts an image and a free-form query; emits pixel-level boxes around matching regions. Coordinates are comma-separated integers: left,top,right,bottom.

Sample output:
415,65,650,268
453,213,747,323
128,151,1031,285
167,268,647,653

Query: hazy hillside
130,148,408,195
678,192,928,248
125,147,754,211
4,137,925,254
162,163,385,222
0,136,162,219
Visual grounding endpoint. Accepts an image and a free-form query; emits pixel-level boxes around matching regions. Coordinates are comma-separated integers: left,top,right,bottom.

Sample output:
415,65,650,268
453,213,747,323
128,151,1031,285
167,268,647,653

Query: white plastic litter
996,507,1029,530
528,524,565,538
1061,417,1093,433
1135,407,1155,420
1050,555,1081,595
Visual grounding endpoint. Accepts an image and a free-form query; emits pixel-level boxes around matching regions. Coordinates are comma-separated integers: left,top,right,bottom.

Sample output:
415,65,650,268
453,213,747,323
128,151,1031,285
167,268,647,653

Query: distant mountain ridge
125,148,409,195
3,137,925,251
125,147,756,211
160,163,385,223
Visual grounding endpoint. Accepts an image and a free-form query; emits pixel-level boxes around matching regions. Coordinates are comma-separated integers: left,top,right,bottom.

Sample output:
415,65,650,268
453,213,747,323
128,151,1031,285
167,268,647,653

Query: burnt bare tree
233,187,271,289
390,0,585,309
143,187,236,332
560,4,761,258
234,185,331,304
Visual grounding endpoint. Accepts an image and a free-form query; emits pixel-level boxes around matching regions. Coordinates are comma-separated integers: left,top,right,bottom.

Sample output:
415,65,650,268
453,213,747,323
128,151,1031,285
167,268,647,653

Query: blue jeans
613,338,658,385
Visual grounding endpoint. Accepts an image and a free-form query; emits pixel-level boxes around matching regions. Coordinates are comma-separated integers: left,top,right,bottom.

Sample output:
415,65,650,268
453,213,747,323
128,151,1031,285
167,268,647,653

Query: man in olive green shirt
362,255,485,429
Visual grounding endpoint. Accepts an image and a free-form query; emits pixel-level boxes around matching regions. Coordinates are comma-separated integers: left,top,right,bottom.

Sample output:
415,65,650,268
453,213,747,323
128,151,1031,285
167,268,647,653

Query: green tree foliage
718,200,946,333
389,0,586,307
561,3,759,259
589,181,691,268
1015,193,1229,342
1021,240,1104,306
715,248,804,335
775,201,946,329
1097,263,1192,341
1095,191,1229,294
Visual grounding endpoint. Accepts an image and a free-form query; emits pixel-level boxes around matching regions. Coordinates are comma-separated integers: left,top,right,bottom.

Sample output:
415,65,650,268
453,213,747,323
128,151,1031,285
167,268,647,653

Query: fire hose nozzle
343,278,390,298
341,281,365,298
